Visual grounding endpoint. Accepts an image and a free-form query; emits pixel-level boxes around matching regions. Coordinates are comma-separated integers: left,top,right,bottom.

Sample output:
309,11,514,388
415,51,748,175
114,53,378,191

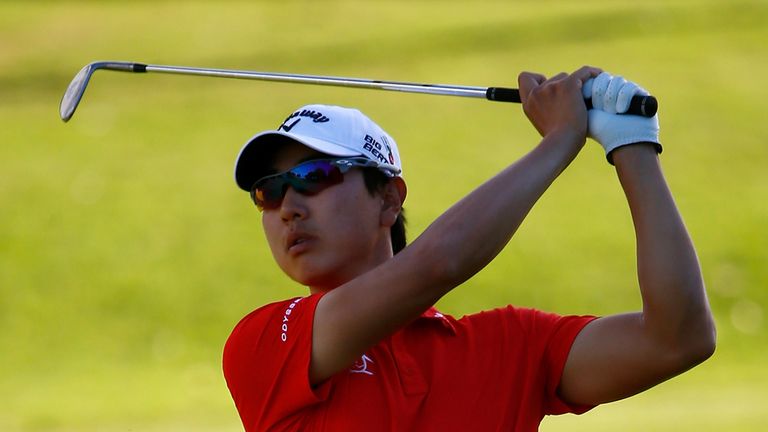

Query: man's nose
279,186,308,221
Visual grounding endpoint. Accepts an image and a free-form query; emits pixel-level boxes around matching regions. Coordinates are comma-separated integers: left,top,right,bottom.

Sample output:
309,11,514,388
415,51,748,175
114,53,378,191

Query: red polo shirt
223,294,596,431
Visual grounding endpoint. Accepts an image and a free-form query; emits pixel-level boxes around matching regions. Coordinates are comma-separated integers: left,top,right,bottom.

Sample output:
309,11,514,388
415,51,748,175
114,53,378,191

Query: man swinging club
223,66,716,431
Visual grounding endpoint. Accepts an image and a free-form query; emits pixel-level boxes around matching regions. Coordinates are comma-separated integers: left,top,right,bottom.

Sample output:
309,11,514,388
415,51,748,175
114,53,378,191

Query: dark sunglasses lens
251,160,345,210
252,177,286,210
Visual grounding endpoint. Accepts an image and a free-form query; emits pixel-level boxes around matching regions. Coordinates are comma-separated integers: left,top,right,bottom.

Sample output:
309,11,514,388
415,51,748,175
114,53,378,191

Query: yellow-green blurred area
1,0,766,430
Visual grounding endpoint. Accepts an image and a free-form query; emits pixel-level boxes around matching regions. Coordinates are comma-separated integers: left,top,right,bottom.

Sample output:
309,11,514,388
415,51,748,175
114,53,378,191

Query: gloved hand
584,72,662,164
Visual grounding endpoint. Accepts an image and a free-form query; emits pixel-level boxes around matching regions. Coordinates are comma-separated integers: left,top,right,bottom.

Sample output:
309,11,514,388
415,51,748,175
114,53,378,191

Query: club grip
627,95,658,117
486,87,521,103
486,87,658,117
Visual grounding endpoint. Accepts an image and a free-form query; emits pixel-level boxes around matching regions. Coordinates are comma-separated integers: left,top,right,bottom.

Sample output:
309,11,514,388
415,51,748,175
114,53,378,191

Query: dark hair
362,169,407,254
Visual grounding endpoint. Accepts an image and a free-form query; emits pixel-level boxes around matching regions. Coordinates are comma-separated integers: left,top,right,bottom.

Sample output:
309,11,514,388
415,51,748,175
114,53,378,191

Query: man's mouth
286,233,312,254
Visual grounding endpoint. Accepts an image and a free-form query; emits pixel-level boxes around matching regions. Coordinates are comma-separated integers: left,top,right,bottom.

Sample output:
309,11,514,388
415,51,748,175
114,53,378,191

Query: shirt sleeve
525,308,598,415
222,294,330,431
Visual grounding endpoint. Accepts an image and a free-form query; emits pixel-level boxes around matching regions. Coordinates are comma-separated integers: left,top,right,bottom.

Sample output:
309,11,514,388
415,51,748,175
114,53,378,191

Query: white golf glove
584,72,662,164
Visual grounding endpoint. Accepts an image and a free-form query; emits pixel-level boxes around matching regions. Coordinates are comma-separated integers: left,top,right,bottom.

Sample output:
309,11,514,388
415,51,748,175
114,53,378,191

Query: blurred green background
1,0,766,430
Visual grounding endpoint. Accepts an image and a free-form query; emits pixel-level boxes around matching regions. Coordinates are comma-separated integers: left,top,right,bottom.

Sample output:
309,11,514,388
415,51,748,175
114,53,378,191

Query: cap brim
234,130,363,191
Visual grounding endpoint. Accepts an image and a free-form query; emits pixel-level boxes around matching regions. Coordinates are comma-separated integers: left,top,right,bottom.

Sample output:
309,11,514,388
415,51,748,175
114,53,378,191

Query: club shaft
142,63,492,100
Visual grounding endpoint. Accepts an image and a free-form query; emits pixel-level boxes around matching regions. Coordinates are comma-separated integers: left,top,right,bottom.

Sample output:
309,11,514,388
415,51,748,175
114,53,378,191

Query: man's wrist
611,142,660,167
533,129,586,175
544,128,586,151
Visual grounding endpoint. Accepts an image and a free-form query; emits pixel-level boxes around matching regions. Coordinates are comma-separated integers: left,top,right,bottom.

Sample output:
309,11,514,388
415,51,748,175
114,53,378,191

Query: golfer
223,66,716,431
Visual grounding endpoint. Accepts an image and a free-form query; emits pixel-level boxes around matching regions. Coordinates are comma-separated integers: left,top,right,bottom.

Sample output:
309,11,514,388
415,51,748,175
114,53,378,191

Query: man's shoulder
223,295,323,375
230,295,319,334
242,296,304,319
223,294,330,428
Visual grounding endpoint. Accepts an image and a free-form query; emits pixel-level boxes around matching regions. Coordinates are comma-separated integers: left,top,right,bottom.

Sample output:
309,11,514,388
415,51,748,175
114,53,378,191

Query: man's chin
287,268,343,292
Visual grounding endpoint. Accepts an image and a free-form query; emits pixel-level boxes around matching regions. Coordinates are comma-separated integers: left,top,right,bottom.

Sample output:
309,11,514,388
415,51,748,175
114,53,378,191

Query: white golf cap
234,104,403,191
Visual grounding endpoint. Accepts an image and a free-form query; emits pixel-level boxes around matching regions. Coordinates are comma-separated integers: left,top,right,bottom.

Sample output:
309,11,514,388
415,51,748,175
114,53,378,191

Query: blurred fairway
1,0,766,430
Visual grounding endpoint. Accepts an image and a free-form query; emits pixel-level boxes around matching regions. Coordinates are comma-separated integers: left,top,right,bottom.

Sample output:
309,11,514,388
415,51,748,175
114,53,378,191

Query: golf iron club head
60,61,145,122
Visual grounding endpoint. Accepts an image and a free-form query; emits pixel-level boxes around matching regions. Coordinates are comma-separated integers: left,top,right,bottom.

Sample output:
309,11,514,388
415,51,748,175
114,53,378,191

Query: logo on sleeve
280,297,304,342
350,354,374,376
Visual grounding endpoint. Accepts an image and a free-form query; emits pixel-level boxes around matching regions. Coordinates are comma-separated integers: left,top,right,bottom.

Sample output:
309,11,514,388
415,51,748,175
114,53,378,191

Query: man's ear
380,177,407,228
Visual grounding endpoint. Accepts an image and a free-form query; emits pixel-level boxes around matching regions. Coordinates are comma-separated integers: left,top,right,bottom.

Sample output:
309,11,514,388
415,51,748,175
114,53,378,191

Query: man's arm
310,67,602,385
559,144,716,405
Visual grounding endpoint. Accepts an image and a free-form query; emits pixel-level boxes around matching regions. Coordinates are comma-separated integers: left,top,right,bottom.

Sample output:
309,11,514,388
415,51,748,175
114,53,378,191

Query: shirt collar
419,307,457,334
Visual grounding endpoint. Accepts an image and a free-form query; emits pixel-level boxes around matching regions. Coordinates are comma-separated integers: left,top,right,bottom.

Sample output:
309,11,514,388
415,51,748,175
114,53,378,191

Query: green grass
1,0,767,430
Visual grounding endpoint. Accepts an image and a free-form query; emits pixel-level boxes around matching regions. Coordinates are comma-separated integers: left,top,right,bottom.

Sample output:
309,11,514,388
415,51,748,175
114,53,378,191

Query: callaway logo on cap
234,104,403,191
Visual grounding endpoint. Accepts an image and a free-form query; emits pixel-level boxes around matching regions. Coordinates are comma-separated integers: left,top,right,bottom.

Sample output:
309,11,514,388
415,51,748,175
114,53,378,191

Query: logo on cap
278,109,330,132
363,134,395,165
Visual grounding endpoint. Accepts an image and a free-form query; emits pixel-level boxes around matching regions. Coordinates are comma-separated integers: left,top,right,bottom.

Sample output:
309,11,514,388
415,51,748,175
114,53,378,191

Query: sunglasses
250,157,397,211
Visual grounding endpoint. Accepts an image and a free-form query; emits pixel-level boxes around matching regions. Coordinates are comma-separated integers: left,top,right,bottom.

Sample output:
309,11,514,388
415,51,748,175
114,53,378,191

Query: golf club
59,61,658,122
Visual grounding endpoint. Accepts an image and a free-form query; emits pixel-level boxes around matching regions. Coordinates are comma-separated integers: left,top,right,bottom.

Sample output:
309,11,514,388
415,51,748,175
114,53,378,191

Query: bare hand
518,66,602,145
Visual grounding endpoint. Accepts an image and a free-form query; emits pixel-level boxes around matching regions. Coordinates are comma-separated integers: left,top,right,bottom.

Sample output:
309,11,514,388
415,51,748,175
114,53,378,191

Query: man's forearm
613,144,716,356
